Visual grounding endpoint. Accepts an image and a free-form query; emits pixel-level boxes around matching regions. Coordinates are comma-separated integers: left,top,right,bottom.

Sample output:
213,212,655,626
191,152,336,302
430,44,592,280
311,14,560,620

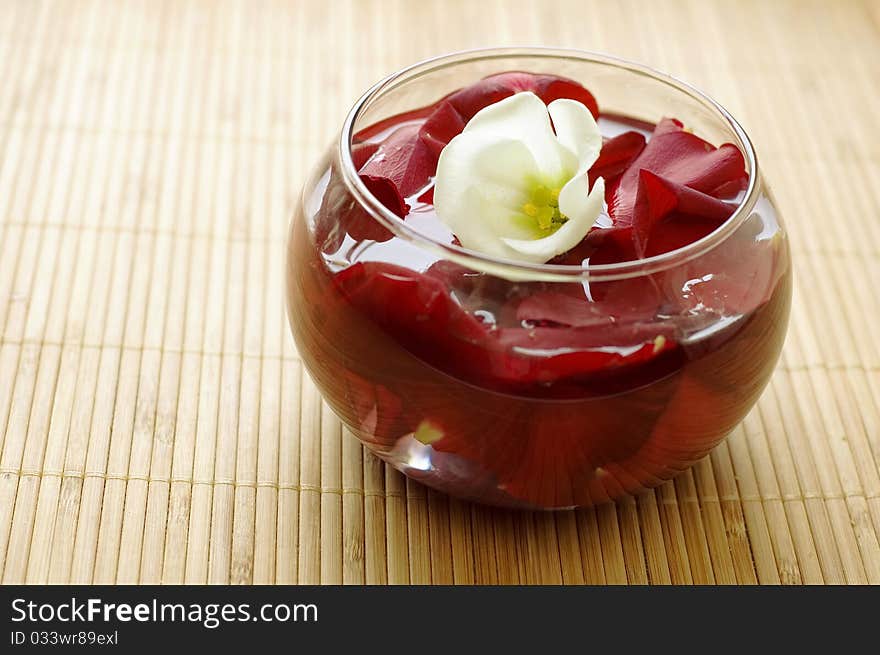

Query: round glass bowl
285,48,792,509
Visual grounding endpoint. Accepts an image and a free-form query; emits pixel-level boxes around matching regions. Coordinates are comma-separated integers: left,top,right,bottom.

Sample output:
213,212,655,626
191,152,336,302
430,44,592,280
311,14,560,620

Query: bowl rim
337,46,760,282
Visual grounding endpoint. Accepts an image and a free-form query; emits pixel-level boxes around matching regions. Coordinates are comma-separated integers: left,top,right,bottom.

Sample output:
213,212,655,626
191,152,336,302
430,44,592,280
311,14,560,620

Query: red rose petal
314,163,394,252
419,360,685,507
334,262,493,379
639,175,740,258
336,261,678,391
357,123,437,216
424,259,523,326
439,73,518,121
662,177,740,221
419,100,468,158
632,170,738,256
529,74,600,118
342,370,404,447
492,327,674,381
418,72,599,157
631,169,679,256
355,72,599,219
580,226,639,266
332,260,690,507
516,291,666,333
335,262,489,345
588,131,646,185
516,291,608,327
609,118,747,227
583,163,741,264
665,216,787,316
416,185,434,205
327,143,398,242
351,141,380,169
439,72,599,123
642,216,720,258
359,175,409,219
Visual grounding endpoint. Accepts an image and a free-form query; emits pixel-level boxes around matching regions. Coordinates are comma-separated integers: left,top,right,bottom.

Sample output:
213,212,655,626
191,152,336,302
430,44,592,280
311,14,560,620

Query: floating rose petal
580,226,639,265
588,131,646,185
358,123,437,217
314,149,396,251
578,120,746,265
352,141,379,169
642,216,720,258
631,169,737,256
421,72,600,156
419,100,468,157
354,72,599,221
416,185,434,205
608,118,747,227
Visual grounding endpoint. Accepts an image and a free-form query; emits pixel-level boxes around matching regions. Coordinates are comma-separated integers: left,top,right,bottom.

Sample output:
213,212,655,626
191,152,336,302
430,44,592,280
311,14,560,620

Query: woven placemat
1,0,878,584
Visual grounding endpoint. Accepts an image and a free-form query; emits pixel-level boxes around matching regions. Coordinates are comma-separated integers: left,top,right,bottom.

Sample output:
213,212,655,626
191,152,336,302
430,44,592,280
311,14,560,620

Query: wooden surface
1,0,879,585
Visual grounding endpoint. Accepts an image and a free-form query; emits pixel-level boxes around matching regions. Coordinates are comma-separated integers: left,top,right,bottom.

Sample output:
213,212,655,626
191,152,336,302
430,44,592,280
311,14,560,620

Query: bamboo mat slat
1,0,879,585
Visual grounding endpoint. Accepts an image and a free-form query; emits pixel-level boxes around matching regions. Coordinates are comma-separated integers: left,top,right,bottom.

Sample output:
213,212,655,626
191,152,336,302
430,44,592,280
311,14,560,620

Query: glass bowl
285,47,792,509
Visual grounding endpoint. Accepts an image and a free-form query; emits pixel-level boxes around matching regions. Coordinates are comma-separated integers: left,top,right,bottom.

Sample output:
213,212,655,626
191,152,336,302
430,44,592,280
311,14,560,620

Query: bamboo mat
0,0,878,585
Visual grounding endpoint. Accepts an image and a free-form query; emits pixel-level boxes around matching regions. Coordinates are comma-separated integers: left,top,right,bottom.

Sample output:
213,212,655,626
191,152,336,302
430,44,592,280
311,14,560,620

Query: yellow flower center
521,184,567,232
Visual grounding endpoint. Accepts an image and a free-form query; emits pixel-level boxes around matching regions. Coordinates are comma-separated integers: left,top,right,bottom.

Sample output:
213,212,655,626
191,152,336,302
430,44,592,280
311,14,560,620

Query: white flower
433,91,605,264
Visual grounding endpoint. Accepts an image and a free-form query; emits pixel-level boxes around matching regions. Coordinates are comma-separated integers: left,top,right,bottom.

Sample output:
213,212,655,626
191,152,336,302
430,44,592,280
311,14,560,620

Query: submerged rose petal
516,290,666,332
333,262,494,382
342,370,404,447
359,176,408,219
354,137,409,220
490,327,676,389
335,261,677,395
666,215,788,317
425,370,681,507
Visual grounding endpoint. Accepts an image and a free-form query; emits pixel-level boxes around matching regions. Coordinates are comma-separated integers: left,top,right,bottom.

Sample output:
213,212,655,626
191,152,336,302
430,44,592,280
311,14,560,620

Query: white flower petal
467,139,538,198
434,136,539,248
435,136,534,205
548,99,602,173
558,172,599,226
432,90,606,266
502,177,606,263
462,92,574,179
438,187,536,261
451,187,519,259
